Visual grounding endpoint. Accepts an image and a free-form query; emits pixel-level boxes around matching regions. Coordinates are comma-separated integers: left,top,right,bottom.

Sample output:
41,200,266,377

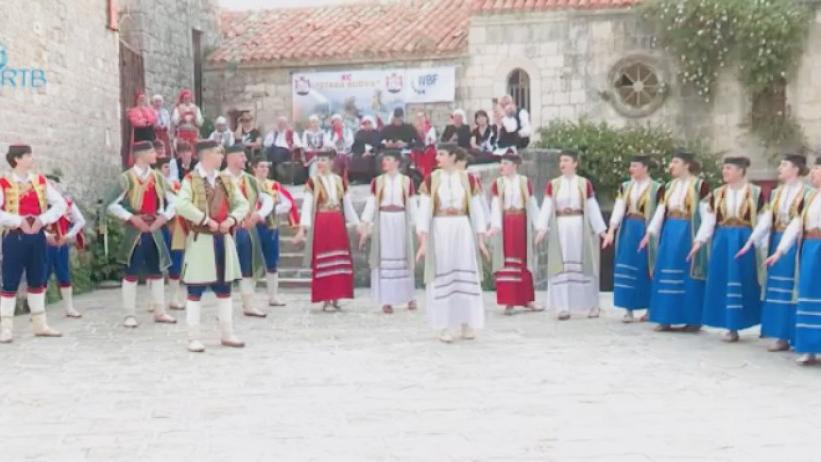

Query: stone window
607,56,668,118
507,69,531,113
751,77,787,129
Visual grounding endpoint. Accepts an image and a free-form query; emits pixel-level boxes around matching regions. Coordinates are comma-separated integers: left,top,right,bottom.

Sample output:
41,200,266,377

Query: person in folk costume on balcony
639,150,710,332
252,157,298,307
603,155,663,323
358,150,418,314
534,149,608,320
126,92,157,166
410,111,438,179
328,113,355,180
156,157,187,311
301,114,327,178
416,144,489,343
174,141,197,182
687,156,764,342
0,145,67,343
174,140,249,352
765,157,821,365
498,94,531,150
107,141,178,328
264,116,303,180
172,88,203,149
44,174,86,319
222,144,274,318
293,150,360,311
151,94,172,159
487,151,543,315
736,154,810,352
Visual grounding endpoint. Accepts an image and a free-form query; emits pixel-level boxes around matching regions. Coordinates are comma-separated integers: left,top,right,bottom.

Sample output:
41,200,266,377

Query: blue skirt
701,226,761,330
256,223,281,273
795,239,821,353
760,231,797,341
613,217,651,310
649,218,705,325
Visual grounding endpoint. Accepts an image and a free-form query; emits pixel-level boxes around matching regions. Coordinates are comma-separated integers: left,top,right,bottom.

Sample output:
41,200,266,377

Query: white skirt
546,215,599,313
426,216,485,330
371,211,415,306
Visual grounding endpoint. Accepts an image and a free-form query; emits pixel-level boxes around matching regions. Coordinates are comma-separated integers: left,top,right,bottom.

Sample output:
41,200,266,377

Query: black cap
381,149,402,160
436,142,459,153
723,156,751,169
783,153,807,168
7,144,32,156
195,140,219,153
393,107,404,118
672,149,695,163
316,149,336,159
630,154,652,166
560,149,579,161
132,141,154,153
225,144,245,154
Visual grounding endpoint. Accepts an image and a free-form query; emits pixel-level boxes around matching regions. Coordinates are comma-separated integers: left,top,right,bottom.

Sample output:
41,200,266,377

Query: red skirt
311,210,354,302
176,128,199,147
494,212,535,306
410,146,437,178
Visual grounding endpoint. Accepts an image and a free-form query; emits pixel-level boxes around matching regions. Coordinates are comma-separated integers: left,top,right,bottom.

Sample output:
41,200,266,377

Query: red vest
0,175,47,216
139,176,159,215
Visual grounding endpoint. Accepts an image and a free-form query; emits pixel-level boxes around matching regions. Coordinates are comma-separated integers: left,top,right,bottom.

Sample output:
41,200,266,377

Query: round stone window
607,55,669,118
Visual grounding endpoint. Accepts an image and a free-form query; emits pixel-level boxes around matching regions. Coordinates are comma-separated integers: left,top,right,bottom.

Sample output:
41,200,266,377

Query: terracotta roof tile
471,0,640,13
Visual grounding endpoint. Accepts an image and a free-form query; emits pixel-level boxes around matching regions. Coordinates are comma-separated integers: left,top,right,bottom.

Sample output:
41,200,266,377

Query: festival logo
385,72,403,94
0,43,48,89
0,44,8,69
294,76,311,96
411,72,439,96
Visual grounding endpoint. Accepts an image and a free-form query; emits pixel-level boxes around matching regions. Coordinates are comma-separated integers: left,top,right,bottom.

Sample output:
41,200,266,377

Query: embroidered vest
0,174,47,216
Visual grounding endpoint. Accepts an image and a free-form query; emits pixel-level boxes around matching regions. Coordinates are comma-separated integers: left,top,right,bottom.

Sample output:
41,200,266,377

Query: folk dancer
44,174,86,319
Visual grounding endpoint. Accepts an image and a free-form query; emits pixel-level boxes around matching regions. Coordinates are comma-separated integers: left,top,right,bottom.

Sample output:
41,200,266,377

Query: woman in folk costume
416,144,488,343
107,141,178,328
44,174,86,319
328,114,354,180
603,155,663,323
172,88,203,149
410,111,438,178
294,150,360,311
358,150,417,314
301,114,327,177
222,144,274,318
640,150,710,332
174,140,249,352
766,158,821,365
0,145,67,344
126,92,157,166
252,157,298,307
688,157,764,342
535,149,608,320
737,154,810,352
487,152,543,314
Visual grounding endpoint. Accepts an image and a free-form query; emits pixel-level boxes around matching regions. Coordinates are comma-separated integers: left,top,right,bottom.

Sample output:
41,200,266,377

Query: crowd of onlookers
127,88,532,185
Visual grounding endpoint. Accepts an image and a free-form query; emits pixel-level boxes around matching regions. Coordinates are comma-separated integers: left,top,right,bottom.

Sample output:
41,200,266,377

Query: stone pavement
1,288,820,462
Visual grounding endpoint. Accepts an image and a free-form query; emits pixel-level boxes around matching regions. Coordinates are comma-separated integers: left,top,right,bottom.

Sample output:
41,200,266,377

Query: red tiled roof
472,0,640,14
209,0,472,65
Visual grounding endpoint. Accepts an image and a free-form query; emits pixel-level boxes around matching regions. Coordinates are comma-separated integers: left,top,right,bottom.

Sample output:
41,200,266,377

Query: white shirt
748,180,804,247
647,176,699,236
490,174,539,231
695,182,750,243
223,169,273,220
415,170,487,235
44,197,86,240
0,172,68,228
107,164,176,222
264,129,303,149
299,173,359,229
609,178,652,228
302,129,327,151
326,127,354,154
208,129,236,148
361,173,408,224
535,175,607,235
778,191,821,254
501,108,531,138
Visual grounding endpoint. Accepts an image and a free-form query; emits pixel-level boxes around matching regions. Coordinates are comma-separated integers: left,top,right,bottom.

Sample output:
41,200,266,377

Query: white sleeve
470,194,487,234
747,210,772,248
586,196,607,235
343,193,360,226
426,127,437,145
169,159,179,183
263,132,275,148
291,132,303,149
274,194,292,216
535,197,553,231
256,191,274,220
0,188,23,228
776,217,802,254
39,182,68,226
647,204,666,237
171,107,181,125
694,202,716,243
228,132,236,146
490,196,502,230
345,129,354,150
518,109,531,137
609,198,626,229
65,203,86,238
108,192,133,222
416,195,431,234
361,195,376,225
527,196,540,229
502,116,518,133
161,190,177,221
195,107,204,126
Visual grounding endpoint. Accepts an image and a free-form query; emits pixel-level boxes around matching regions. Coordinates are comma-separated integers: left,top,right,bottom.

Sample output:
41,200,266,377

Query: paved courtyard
1,287,820,462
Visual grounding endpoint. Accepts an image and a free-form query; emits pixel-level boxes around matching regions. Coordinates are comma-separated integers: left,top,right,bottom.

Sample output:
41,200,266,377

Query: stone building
205,0,821,180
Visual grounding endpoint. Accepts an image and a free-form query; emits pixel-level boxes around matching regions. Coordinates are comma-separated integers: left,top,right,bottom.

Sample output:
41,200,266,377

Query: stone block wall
0,0,122,208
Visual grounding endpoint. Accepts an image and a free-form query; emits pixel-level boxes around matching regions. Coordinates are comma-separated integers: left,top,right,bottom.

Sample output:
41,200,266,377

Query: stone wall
0,0,122,208
119,0,220,108
203,57,470,133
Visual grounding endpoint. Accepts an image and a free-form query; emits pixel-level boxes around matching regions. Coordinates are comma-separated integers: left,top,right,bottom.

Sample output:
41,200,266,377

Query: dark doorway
119,40,145,169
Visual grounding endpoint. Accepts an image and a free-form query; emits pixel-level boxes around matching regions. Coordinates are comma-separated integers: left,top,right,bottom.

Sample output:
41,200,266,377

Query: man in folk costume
487,151,543,315
765,157,821,365
688,157,764,342
604,155,663,323
640,150,710,332
263,116,302,179
358,150,417,314
294,150,360,311
737,154,810,352
172,89,203,149
157,157,186,311
107,141,178,328
174,141,249,352
535,149,608,320
252,157,298,307
222,144,274,318
0,145,67,343
416,144,488,343
44,174,86,319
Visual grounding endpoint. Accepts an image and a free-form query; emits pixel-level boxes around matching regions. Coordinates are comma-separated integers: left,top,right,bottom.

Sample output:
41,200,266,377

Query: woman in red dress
172,89,203,149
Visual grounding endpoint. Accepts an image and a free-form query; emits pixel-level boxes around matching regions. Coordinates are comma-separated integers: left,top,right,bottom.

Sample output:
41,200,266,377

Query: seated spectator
440,109,472,150
327,113,354,179
350,116,381,184
410,111,438,178
379,107,416,155
263,116,303,180
236,112,262,158
497,94,531,151
301,114,327,176
470,109,500,164
209,116,236,148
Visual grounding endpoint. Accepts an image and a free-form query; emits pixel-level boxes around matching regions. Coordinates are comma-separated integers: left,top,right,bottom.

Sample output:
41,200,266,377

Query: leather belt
435,207,466,217
556,208,583,217
625,213,645,220
667,210,688,219
504,208,525,215
805,229,821,239
718,217,751,228
379,205,405,212
318,205,341,212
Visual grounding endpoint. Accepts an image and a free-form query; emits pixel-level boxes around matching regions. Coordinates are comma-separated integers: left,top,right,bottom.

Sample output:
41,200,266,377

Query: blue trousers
2,231,47,295
235,228,254,278
46,243,71,287
256,223,280,273
125,232,162,279
162,227,183,279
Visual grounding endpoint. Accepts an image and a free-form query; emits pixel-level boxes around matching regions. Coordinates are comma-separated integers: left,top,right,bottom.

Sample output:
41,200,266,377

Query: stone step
277,252,306,268
278,277,311,289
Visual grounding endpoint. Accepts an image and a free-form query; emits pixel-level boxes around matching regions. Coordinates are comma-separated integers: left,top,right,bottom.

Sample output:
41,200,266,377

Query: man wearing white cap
209,116,235,148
